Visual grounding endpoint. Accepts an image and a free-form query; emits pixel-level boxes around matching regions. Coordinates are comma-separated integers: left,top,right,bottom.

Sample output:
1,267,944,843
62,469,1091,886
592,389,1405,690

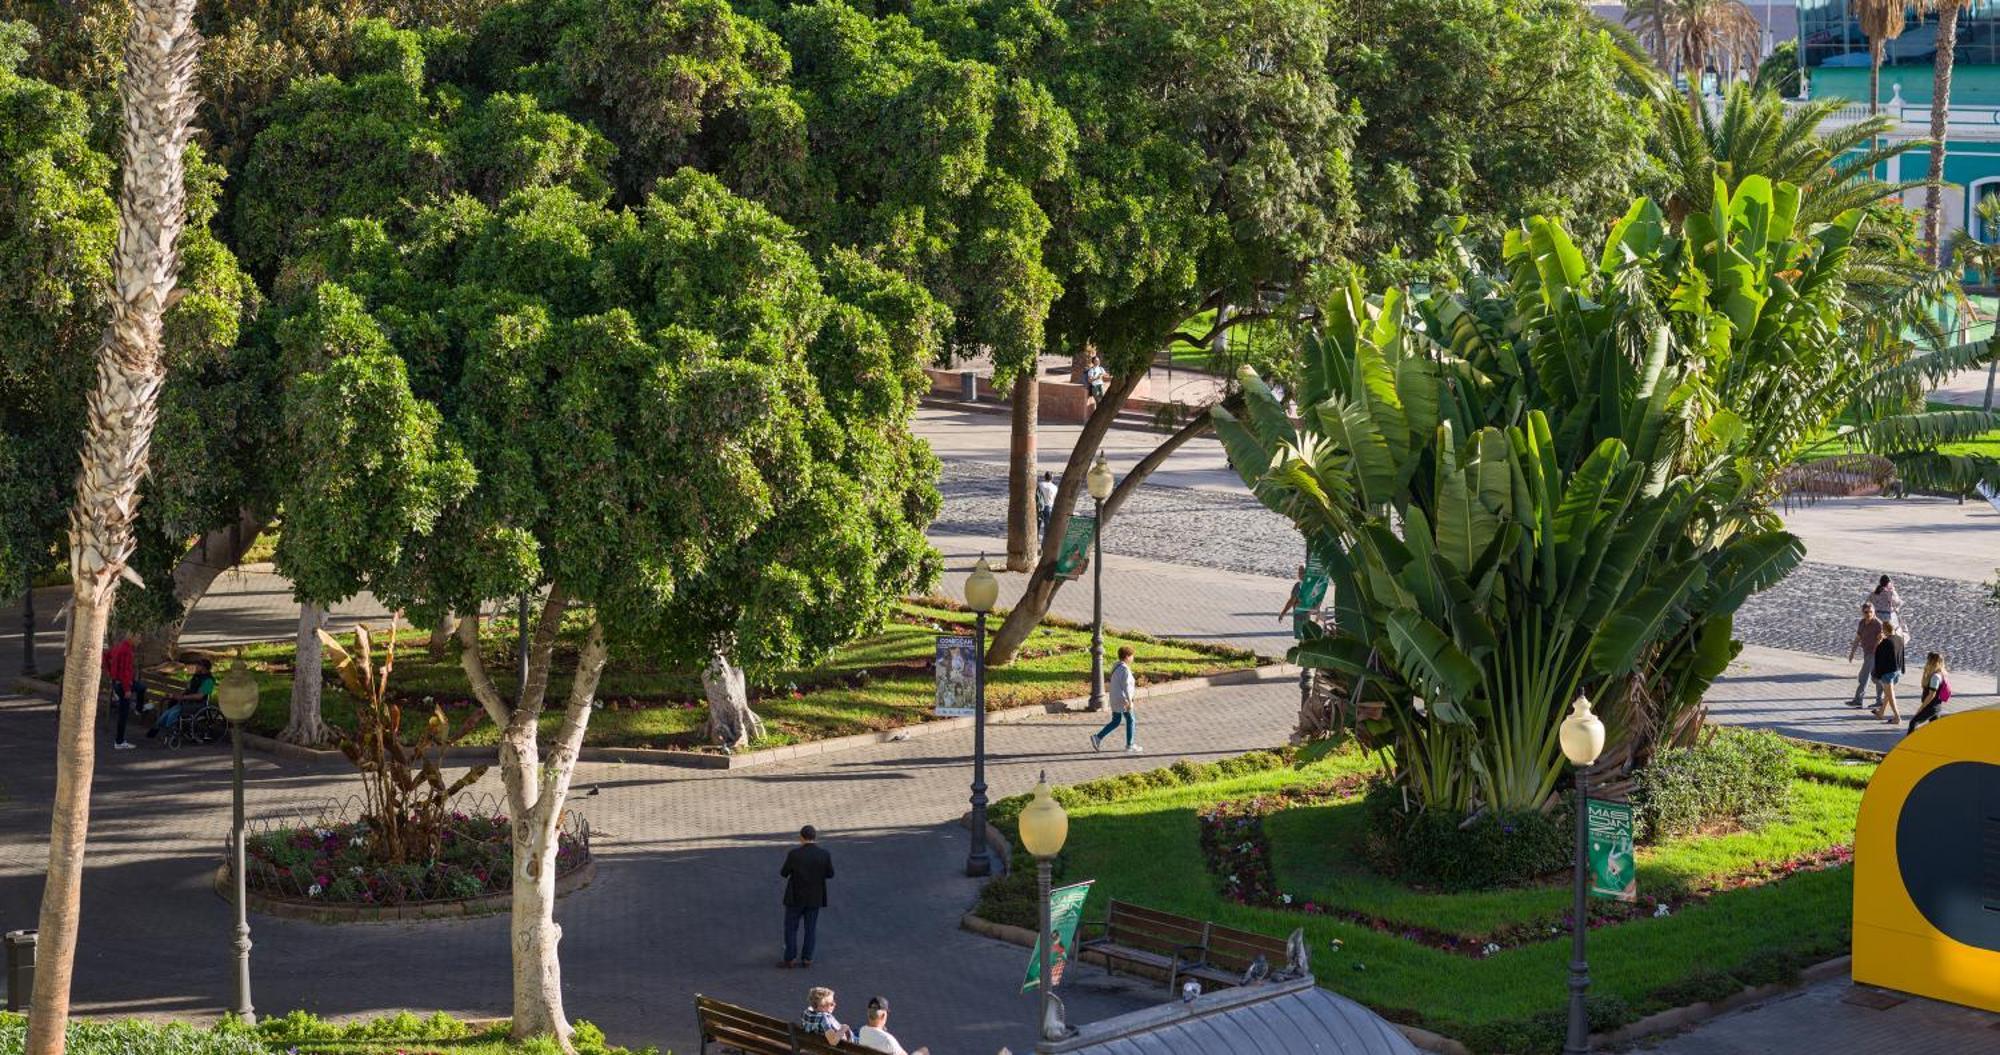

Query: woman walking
1870,623,1907,724
1867,574,1902,628
1906,652,1951,734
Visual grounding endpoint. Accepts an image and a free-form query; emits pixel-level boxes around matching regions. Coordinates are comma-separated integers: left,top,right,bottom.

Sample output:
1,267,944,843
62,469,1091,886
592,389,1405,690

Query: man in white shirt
1035,471,1057,537
855,996,927,1055
1089,646,1141,753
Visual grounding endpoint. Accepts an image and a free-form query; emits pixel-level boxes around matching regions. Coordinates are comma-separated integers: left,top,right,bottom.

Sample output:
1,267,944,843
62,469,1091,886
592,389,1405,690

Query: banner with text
1022,880,1095,992
933,634,978,717
1588,798,1637,902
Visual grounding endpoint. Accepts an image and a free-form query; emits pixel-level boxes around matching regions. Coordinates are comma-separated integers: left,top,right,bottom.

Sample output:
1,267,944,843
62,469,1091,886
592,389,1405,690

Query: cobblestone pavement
1628,976,2000,1054
1736,560,1994,675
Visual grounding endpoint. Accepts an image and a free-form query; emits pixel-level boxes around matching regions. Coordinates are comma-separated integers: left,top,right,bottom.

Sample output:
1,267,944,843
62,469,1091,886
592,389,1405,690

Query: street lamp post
1085,454,1114,711
216,658,261,1024
1018,772,1070,1050
964,556,1000,877
1559,695,1606,1055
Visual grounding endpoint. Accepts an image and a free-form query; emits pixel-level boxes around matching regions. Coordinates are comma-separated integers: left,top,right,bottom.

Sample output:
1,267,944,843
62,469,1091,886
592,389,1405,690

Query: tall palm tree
25,0,200,1052
1626,0,1766,111
1855,0,1910,116
1920,0,1973,264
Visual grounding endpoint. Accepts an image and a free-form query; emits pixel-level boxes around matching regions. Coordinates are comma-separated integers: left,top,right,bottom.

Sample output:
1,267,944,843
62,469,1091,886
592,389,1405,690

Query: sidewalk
1629,975,1999,1054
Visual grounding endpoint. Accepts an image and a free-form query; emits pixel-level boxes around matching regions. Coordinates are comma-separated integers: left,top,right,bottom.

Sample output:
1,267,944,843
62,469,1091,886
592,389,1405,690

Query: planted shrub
1635,728,1793,841
1359,783,1573,890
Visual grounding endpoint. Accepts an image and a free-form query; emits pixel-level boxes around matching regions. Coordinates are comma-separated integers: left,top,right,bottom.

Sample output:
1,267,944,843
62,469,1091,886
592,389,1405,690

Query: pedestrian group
1846,575,1950,735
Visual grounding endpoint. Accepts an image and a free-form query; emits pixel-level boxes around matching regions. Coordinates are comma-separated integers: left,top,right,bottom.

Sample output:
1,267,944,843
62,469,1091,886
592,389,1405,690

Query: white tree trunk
281,601,332,746
427,611,459,661
701,650,763,750
457,594,606,1054
28,1,198,1051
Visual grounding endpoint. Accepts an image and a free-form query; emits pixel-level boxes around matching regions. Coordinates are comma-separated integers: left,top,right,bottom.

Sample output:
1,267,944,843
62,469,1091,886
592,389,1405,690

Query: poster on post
1055,515,1097,580
1021,880,1095,992
1294,551,1330,639
1587,799,1637,902
933,634,978,717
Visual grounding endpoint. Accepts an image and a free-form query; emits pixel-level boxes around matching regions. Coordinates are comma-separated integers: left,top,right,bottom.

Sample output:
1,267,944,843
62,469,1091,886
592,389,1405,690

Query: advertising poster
1588,798,1637,902
1021,880,1095,992
1055,515,1097,580
934,634,978,717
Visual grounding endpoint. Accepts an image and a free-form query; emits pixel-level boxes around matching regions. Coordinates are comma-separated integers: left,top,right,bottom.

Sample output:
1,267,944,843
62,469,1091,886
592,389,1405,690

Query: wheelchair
161,697,227,748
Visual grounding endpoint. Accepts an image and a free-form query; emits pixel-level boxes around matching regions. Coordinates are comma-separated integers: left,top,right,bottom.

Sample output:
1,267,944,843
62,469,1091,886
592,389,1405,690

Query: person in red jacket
103,631,142,750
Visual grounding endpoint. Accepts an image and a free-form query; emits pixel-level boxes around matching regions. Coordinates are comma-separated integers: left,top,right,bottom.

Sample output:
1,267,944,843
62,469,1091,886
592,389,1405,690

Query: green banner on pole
1054,515,1096,580
1022,880,1094,992
1294,552,1330,639
1587,799,1636,902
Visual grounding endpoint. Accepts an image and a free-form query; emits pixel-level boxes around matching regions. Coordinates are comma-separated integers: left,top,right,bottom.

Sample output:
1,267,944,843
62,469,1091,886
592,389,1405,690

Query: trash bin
3,929,32,1012
960,369,977,401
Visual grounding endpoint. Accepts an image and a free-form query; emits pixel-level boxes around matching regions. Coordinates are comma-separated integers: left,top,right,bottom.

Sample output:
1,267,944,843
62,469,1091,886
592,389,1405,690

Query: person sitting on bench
148,657,216,740
856,996,928,1055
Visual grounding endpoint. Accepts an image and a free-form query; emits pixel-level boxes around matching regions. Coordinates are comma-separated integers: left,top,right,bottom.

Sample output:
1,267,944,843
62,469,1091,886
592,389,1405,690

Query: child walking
1906,652,1951,734
1090,646,1140,753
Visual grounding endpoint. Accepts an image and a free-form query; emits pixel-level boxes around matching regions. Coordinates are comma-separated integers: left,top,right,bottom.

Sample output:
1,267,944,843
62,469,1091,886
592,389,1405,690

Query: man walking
779,824,834,969
1089,645,1140,753
1847,602,1883,708
1035,471,1057,539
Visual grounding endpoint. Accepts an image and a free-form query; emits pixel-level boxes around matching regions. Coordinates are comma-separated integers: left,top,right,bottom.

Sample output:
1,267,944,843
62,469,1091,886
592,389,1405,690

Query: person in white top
1867,574,1901,627
1089,645,1141,753
855,996,928,1055
1035,471,1057,536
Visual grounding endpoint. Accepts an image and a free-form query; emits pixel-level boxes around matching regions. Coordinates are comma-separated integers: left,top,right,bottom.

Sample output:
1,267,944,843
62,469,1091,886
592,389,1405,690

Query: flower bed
244,812,589,907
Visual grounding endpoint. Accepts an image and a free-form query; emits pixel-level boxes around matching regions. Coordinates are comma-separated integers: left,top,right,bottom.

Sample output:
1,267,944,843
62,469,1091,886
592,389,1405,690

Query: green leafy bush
1634,729,1793,841
0,1015,265,1055
1358,783,1574,890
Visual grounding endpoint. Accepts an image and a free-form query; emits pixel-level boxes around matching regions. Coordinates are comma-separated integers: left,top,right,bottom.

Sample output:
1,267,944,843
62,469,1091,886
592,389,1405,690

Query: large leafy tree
271,114,942,1038
0,21,114,596
1624,0,1763,110
1327,0,1653,268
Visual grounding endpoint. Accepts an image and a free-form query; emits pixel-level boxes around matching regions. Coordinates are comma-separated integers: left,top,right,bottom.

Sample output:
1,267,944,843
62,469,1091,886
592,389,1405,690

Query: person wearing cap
856,996,928,1055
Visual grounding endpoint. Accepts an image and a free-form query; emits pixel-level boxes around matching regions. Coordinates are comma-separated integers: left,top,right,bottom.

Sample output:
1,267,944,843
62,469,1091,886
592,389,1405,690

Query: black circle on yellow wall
1895,761,2000,953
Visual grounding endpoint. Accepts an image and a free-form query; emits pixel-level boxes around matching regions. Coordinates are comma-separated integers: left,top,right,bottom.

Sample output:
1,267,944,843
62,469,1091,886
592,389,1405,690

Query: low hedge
0,1011,645,1055
1358,783,1575,891
1634,728,1793,841
972,748,1298,928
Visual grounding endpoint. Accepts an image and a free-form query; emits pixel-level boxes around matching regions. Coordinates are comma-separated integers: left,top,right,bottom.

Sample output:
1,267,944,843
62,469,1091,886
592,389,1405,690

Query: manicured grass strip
217,603,1252,751
997,747,1859,1051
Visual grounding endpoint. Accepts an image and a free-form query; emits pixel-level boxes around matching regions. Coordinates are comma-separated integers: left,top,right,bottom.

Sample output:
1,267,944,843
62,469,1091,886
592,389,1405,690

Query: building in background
1592,3,1799,59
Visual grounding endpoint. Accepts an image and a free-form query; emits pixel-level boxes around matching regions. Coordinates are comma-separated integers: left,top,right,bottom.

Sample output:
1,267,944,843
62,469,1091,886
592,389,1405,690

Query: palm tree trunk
1927,4,1964,267
1870,40,1884,117
26,1,199,1052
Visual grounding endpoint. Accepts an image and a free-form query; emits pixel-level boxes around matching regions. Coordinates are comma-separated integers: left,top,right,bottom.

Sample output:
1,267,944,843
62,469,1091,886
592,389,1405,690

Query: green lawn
1801,399,2000,460
987,743,1867,1053
1164,309,1290,375
219,602,1254,751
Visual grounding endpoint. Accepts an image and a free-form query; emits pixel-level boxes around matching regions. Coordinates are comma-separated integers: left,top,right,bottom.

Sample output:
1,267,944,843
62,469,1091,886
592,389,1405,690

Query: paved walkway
1630,976,2000,1054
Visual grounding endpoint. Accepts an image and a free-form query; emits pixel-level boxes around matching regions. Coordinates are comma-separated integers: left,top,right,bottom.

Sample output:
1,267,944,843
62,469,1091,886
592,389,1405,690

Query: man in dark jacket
780,825,834,968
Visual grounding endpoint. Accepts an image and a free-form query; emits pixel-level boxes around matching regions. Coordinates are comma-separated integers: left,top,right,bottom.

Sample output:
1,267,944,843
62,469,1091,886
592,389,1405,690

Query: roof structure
1037,977,1420,1055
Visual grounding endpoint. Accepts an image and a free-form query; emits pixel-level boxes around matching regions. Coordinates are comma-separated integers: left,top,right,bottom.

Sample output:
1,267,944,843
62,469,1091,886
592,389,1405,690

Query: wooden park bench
695,995,846,1055
1079,899,1293,993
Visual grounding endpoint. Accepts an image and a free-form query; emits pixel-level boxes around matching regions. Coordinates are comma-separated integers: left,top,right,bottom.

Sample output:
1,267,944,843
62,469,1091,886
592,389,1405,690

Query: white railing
1768,83,2000,141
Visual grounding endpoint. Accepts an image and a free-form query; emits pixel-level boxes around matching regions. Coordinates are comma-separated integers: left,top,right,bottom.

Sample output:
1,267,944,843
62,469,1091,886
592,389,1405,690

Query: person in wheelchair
147,657,218,743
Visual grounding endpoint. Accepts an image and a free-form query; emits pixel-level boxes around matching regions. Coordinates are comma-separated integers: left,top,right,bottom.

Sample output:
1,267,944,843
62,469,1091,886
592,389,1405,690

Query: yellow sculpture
1851,709,2000,1011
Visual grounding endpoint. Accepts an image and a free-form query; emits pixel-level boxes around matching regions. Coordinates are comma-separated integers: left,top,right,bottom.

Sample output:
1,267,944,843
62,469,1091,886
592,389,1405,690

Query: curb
212,856,595,925
13,676,58,698
235,662,1289,770
957,903,1852,1055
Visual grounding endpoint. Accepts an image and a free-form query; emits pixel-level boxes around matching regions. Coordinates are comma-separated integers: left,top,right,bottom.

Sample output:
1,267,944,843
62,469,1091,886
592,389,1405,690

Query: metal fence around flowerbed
220,792,594,922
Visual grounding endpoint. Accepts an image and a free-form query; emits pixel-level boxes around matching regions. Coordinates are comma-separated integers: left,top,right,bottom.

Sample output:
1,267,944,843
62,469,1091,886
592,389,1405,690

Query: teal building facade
1797,1,2000,238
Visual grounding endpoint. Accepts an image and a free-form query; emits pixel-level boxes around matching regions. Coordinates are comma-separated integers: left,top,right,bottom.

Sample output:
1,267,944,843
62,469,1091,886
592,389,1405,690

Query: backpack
1936,676,1951,704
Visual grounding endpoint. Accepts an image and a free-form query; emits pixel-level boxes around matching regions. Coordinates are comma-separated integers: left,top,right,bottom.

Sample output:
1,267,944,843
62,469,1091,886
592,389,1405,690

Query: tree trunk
456,592,605,1055
28,2,197,1051
1927,4,1963,267
281,601,332,746
427,611,459,661
987,370,1145,666
701,650,763,750
134,507,268,666
1006,371,1039,571
1869,41,1883,117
